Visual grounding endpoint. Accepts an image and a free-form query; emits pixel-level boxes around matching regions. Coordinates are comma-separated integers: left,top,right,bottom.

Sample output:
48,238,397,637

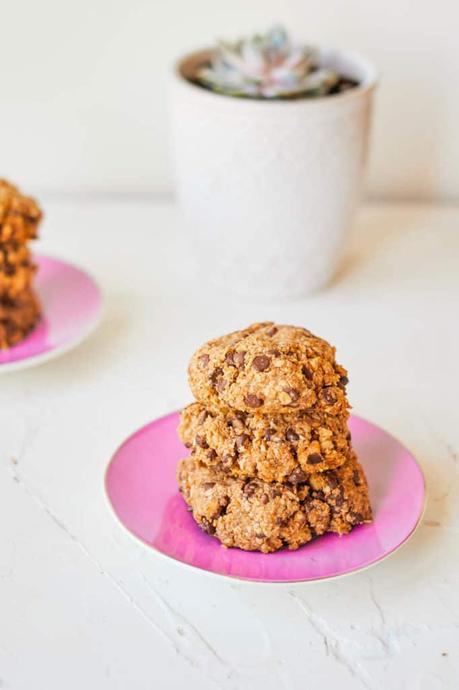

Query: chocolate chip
334,494,344,507
195,434,208,449
270,487,282,498
266,326,278,337
197,410,209,425
353,470,361,485
326,473,339,489
264,428,275,441
302,366,313,380
198,354,210,367
207,449,217,461
321,387,336,404
346,431,352,441
338,375,349,390
252,355,270,372
243,481,257,497
245,394,263,408
288,468,308,484
261,493,269,504
268,349,280,356
225,351,235,365
284,387,300,403
210,367,223,385
276,517,288,526
286,428,299,442
202,482,215,490
233,351,246,368
200,517,215,535
256,532,266,539
235,433,250,449
234,411,248,423
307,453,323,465
351,512,364,523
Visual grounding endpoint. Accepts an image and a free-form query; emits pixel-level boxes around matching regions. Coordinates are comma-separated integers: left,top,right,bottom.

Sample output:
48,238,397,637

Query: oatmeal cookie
0,258,36,299
0,180,42,244
177,454,372,553
179,402,351,482
0,242,30,268
0,289,41,349
188,322,349,415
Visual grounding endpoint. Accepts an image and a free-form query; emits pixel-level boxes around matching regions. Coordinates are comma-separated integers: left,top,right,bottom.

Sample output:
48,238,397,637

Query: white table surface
1,199,458,690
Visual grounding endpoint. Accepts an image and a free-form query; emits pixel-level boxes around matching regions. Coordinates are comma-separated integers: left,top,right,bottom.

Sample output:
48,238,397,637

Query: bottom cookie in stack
177,452,372,553
0,288,41,349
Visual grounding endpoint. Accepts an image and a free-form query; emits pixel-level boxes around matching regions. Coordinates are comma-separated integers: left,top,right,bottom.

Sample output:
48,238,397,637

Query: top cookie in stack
0,180,42,349
187,322,349,415
177,322,372,553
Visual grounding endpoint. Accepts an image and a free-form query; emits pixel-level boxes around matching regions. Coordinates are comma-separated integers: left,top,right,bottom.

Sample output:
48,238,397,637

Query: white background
1,0,458,201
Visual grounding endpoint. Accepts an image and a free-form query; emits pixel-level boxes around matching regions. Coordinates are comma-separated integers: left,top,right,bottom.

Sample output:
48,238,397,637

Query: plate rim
104,411,427,585
0,253,103,374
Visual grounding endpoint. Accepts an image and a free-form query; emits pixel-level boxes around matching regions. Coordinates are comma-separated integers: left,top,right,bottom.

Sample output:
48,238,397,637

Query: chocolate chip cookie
188,322,348,415
178,453,372,553
0,252,37,299
0,242,30,268
0,289,41,349
179,402,351,483
0,180,42,244
0,180,42,348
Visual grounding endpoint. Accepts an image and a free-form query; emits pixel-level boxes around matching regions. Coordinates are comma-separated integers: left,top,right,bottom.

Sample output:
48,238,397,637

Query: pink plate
105,412,426,583
0,255,102,373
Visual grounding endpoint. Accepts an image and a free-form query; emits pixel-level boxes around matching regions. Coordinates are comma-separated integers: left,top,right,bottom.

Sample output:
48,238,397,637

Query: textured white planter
171,49,377,300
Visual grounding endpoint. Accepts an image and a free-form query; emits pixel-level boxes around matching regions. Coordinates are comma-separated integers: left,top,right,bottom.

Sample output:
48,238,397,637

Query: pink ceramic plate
105,412,426,583
0,255,102,373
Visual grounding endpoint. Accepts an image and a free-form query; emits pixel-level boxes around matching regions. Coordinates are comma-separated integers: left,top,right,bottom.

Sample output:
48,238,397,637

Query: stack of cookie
0,180,42,349
178,322,372,553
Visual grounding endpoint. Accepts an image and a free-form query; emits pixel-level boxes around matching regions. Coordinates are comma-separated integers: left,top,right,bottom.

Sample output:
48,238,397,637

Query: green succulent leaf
196,26,339,99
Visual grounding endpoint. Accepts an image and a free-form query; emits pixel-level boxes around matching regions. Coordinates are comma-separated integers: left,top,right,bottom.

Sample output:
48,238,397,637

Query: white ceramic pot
170,48,377,300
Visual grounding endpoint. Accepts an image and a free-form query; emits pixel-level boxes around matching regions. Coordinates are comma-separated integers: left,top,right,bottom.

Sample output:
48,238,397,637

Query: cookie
188,322,348,415
0,289,41,349
179,402,351,483
0,180,42,244
0,242,30,268
177,454,372,553
0,260,37,299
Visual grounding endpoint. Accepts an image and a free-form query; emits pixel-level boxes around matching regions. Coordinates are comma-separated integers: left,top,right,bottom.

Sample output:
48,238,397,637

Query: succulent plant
196,26,340,99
